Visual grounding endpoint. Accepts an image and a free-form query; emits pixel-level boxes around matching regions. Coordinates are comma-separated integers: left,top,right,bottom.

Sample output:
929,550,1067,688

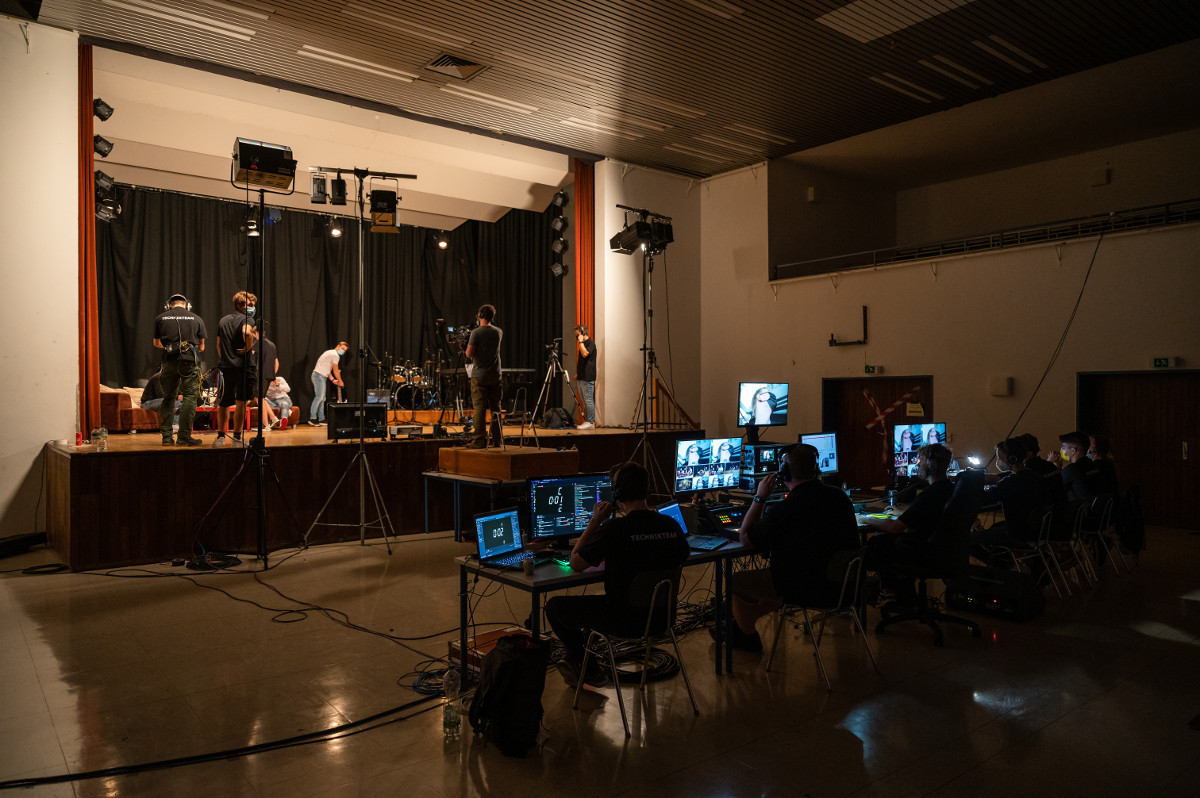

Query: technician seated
544,462,690,687
724,444,860,652
969,437,1050,562
863,443,956,606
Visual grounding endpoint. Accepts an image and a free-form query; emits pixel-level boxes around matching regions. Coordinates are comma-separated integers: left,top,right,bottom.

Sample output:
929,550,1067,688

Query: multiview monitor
892,422,948,477
675,437,741,495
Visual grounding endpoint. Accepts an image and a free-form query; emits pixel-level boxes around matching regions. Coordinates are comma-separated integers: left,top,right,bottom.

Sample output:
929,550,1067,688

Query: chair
765,552,881,691
993,505,1073,598
572,567,699,737
1052,501,1098,588
875,469,986,646
1081,493,1130,575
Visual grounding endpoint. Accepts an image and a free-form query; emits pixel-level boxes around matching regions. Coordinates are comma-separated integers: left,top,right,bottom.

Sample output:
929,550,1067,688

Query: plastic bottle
442,668,461,740
98,425,109,452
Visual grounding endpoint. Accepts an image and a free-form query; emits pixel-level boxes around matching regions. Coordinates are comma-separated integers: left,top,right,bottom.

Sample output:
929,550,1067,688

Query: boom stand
626,251,676,498
305,166,415,550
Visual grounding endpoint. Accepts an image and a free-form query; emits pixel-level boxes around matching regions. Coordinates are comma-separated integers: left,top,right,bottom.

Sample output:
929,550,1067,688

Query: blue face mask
336,348,344,357
246,306,256,316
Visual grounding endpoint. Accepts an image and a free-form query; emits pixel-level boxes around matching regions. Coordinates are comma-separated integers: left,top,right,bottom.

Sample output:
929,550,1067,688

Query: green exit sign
865,365,877,375
1153,358,1169,368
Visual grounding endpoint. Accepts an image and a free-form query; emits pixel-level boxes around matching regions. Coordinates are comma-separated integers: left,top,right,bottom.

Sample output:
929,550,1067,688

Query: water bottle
842,481,850,499
98,425,109,452
442,668,461,740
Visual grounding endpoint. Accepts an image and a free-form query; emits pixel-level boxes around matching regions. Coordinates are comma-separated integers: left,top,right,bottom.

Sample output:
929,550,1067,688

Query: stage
45,423,697,571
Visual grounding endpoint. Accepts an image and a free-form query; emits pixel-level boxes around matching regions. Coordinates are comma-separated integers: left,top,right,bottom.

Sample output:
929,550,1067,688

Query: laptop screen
475,509,523,560
656,501,689,534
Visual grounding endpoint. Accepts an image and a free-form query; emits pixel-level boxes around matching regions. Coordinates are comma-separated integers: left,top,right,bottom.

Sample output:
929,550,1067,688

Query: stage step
437,445,579,480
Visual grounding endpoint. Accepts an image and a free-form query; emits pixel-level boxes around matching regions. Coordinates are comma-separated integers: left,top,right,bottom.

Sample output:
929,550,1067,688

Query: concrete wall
593,161,702,430
0,20,79,535
700,164,1200,464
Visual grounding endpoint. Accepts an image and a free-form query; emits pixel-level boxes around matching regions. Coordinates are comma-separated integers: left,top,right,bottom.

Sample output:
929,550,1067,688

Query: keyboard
485,550,540,568
688,534,729,551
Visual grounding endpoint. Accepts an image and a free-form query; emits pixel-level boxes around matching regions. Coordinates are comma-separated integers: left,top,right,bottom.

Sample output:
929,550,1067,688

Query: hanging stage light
552,190,569,210
330,219,343,238
311,174,328,204
329,176,347,205
94,134,114,158
93,98,114,121
551,237,569,256
243,213,260,237
551,215,569,234
435,231,449,249
94,170,115,194
369,189,399,233
550,260,568,278
231,138,296,190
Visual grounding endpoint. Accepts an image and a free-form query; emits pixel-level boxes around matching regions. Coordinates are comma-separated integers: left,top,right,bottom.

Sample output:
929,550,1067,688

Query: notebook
473,508,546,569
657,500,727,551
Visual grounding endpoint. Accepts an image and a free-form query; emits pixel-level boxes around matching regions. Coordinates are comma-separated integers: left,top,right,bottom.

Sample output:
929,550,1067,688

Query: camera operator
152,293,206,447
463,304,502,449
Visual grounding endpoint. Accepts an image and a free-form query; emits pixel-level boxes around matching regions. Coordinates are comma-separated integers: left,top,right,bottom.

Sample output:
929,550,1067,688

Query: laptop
473,508,546,569
657,500,727,551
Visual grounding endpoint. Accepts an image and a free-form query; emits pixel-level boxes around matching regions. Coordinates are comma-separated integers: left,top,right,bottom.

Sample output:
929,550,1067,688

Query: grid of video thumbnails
675,437,741,493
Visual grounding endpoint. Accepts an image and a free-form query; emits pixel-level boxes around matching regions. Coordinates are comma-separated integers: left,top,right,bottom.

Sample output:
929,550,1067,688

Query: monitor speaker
327,403,388,440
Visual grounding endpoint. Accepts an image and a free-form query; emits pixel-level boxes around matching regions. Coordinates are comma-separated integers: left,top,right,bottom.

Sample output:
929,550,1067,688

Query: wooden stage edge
46,425,699,571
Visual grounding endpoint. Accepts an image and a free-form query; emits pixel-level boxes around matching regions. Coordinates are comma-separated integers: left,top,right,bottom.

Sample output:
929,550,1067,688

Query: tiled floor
2,525,1199,797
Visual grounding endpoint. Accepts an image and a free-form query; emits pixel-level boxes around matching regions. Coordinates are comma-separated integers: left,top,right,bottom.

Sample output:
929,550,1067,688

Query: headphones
777,445,795,483
611,463,628,503
609,462,647,504
777,443,819,483
576,324,589,336
1000,442,1020,465
164,294,192,311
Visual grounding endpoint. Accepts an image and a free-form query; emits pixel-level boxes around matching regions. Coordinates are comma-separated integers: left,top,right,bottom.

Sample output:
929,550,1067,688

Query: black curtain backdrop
97,186,562,420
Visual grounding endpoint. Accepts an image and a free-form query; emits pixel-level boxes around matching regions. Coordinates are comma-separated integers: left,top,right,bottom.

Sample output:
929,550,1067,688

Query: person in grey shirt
463,303,503,448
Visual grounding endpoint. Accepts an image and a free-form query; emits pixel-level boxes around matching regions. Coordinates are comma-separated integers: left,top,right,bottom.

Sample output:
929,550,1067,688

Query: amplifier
327,403,387,440
389,424,422,439
945,565,1045,621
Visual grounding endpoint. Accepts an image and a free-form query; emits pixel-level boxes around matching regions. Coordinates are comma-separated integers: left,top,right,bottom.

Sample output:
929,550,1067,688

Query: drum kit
388,359,437,410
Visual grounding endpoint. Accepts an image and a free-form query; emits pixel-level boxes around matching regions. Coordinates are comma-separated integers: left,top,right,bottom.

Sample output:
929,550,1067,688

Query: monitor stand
745,424,760,445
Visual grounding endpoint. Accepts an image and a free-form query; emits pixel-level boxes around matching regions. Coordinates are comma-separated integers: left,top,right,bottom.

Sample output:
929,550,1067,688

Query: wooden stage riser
47,431,694,571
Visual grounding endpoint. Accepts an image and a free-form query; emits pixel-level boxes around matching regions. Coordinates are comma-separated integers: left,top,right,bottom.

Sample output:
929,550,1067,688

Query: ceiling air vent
425,54,487,80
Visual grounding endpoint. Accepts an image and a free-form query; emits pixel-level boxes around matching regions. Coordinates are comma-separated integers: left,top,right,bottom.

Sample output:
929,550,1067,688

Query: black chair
875,469,986,646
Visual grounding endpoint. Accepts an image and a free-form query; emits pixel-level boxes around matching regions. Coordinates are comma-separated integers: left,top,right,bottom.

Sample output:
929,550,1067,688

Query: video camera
445,322,474,348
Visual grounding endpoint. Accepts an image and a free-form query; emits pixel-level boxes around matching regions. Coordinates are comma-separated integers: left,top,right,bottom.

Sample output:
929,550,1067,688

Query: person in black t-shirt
970,438,1051,561
1020,432,1067,504
214,291,258,447
727,443,860,652
1050,431,1099,504
545,462,689,687
574,324,597,429
864,443,956,604
463,303,503,449
152,293,206,446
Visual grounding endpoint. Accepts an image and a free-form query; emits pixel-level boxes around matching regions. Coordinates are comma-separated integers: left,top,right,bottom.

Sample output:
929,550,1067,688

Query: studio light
609,221,649,255
93,98,114,121
435,231,449,249
231,138,296,190
552,190,569,210
94,170,115,194
330,176,347,205
330,219,343,238
243,213,260,237
609,210,673,256
95,197,121,223
550,260,568,278
551,215,569,234
94,135,114,158
551,237,569,256
311,174,328,204
369,189,399,233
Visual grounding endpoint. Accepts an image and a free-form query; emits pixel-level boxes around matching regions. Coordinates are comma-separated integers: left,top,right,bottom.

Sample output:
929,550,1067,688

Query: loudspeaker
327,403,387,440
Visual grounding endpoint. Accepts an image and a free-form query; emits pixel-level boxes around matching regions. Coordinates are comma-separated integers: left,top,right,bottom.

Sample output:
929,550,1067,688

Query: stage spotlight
330,219,343,238
94,170,115,194
552,190,569,210
330,176,347,206
550,260,568,278
550,215,569,234
551,237,569,256
95,197,121,223
243,214,260,237
369,189,398,233
231,138,295,190
609,221,649,255
435,231,449,249
311,174,328,204
649,220,674,251
94,135,114,158
93,98,114,121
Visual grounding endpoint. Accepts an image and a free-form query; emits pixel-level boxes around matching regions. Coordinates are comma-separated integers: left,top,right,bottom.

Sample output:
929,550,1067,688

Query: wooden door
1078,371,1200,529
822,376,934,491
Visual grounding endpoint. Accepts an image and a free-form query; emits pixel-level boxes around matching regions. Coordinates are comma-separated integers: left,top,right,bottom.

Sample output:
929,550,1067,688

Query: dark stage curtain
97,187,562,419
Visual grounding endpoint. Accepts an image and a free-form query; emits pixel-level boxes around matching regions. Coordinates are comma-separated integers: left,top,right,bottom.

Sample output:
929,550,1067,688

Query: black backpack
467,634,548,757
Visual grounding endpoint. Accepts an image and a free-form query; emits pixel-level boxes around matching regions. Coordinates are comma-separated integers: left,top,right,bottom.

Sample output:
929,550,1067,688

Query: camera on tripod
544,337,562,351
445,323,473,348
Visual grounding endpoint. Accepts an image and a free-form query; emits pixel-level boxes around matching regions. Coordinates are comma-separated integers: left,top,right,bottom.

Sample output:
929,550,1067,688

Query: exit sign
1152,357,1180,368
865,365,876,375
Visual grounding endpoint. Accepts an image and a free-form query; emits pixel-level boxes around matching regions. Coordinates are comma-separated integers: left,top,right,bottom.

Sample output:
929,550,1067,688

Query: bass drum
391,384,427,410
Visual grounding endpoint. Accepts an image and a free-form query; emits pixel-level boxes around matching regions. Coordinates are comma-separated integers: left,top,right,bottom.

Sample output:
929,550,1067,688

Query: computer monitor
800,431,839,477
892,422,948,477
674,437,742,495
737,382,789,428
528,473,613,540
742,443,788,476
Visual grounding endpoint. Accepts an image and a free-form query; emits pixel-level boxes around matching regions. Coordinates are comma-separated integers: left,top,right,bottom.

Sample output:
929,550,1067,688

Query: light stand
305,165,416,549
626,250,674,498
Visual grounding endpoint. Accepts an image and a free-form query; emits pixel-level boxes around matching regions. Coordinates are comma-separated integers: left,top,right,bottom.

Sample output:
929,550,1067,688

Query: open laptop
657,500,727,551
473,508,547,569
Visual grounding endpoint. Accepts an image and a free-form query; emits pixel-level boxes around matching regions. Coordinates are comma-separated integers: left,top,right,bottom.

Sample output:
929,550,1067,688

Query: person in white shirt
265,376,293,429
308,342,347,425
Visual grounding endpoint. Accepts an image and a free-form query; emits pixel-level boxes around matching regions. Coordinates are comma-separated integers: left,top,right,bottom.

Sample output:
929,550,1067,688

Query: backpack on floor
540,407,572,429
468,634,548,757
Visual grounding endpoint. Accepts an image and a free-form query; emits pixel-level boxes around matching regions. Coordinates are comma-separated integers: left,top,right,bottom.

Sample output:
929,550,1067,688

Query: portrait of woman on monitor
899,428,915,452
926,427,941,444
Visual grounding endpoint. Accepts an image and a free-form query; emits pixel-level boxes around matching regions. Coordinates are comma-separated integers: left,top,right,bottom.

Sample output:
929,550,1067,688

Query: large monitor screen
800,432,839,476
892,422,948,477
736,382,789,427
528,473,613,540
674,437,742,495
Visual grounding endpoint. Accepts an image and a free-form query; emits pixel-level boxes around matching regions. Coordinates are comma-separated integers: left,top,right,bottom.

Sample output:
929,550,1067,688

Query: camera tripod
530,338,577,447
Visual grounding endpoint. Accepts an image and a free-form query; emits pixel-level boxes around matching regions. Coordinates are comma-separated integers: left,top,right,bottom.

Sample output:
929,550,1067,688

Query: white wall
700,164,1200,463
593,161,702,430
0,20,80,534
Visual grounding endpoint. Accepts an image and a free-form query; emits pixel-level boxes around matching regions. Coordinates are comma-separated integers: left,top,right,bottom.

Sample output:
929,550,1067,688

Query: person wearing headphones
213,290,258,447
574,323,597,429
152,293,206,447
463,304,503,448
725,444,860,652
969,437,1051,562
544,462,690,687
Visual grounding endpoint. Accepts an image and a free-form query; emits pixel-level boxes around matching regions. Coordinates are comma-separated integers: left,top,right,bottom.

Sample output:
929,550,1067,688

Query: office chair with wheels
875,468,986,646
571,567,699,737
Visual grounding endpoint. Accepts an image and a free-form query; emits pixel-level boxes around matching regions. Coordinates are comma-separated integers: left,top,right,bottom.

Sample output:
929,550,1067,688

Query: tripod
532,339,577,445
305,166,415,550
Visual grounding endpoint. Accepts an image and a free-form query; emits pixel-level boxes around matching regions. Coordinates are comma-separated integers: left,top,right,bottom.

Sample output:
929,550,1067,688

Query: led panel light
298,45,418,82
100,0,256,40
440,86,537,113
816,0,975,44
232,138,296,189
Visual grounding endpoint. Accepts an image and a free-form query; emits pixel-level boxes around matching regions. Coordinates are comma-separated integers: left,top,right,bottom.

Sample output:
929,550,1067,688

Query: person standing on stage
308,341,347,425
574,323,597,430
214,291,257,447
152,293,206,447
464,304,502,449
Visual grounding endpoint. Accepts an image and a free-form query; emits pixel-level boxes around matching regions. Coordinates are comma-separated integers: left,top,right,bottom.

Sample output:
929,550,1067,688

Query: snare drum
391,365,407,384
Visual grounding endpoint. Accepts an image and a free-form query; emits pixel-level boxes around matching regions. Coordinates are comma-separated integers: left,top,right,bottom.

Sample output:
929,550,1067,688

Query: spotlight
330,219,343,238
330,176,347,206
93,98,114,121
243,214,260,237
95,196,121,223
94,135,114,158
94,170,115,194
369,189,398,233
311,174,328,204
551,237,569,256
551,190,569,210
231,138,295,190
435,231,449,249
550,215,569,234
550,260,568,278
609,221,649,255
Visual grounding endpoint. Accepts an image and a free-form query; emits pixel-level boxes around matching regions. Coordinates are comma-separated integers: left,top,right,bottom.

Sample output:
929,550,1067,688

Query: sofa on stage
99,385,298,432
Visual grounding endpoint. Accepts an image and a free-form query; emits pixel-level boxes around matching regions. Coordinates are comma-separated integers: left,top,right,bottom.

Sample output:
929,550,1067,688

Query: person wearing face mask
308,341,348,426
863,443,956,606
969,437,1050,562
214,291,258,447
1047,431,1099,504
